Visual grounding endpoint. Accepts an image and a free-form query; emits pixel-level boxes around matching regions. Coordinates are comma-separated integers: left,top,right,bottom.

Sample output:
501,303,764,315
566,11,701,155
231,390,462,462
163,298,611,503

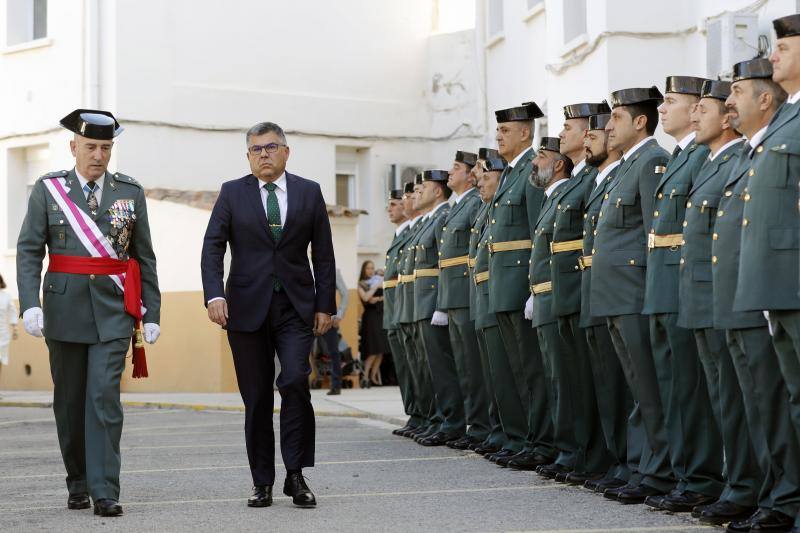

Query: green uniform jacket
712,145,768,330
590,139,669,317
677,140,744,329
17,169,160,344
530,180,568,327
551,164,597,318
473,207,497,330
487,148,545,313
383,224,411,330
413,203,451,322
396,218,425,325
469,202,491,325
580,163,620,327
642,140,710,315
735,100,800,312
438,188,481,310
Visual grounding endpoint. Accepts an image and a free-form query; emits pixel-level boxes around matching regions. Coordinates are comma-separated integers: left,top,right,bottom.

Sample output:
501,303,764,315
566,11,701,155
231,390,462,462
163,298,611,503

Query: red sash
48,254,148,378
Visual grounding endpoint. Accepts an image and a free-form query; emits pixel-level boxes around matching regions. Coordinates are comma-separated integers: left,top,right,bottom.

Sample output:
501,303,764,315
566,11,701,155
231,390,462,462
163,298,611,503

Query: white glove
764,311,773,337
524,295,534,321
431,311,449,326
23,307,44,337
143,323,160,344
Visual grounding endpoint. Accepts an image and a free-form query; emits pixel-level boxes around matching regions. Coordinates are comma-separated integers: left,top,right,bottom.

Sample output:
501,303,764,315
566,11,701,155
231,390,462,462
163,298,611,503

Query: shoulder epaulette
112,173,142,188
37,170,69,182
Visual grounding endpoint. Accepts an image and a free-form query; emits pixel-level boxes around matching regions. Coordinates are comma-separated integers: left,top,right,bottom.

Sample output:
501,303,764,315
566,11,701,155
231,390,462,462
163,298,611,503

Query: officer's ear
757,90,773,113
632,113,648,132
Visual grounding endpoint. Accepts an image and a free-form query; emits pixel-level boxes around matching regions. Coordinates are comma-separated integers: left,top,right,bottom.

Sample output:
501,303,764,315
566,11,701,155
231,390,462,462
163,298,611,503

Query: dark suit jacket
201,172,336,331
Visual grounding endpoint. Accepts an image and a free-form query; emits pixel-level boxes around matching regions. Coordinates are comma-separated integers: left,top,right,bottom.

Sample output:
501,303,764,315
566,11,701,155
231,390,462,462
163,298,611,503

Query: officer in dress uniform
676,80,760,519
719,57,800,533
438,151,492,450
550,102,613,484
471,153,530,461
525,137,578,480
733,14,800,532
579,113,634,494
412,170,466,446
644,76,724,512
591,87,674,505
487,101,556,470
17,109,161,517
384,188,425,436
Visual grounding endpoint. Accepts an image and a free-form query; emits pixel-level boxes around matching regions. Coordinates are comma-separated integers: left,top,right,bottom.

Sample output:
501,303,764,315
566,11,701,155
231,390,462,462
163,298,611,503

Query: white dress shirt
676,131,696,151
544,179,568,198
788,90,800,105
258,172,288,226
595,159,621,187
709,138,745,161
75,168,105,206
622,136,656,162
748,126,769,156
507,147,530,170
572,159,587,177
395,220,411,237
423,200,449,221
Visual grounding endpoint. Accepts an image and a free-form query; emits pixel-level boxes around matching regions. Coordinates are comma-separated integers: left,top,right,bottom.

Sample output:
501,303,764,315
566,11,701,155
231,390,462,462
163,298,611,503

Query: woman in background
357,261,389,386
0,274,18,377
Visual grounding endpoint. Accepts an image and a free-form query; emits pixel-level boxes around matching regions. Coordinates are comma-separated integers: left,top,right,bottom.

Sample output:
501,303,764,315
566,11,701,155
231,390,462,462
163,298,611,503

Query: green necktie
264,182,282,291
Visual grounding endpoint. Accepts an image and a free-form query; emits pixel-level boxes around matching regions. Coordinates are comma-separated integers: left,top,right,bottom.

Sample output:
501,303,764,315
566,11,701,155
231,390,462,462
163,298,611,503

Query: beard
529,162,554,189
586,149,607,167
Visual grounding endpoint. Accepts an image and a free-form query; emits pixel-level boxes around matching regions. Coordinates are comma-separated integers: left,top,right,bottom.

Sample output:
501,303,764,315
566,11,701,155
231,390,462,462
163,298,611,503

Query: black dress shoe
603,483,632,501
93,499,123,517
473,443,502,455
420,432,459,447
488,448,516,463
68,493,90,510
699,500,756,525
592,477,627,493
446,435,480,450
565,472,604,486
644,494,668,510
660,490,718,513
497,450,528,468
617,484,666,505
393,425,412,436
508,453,552,471
326,388,341,396
537,463,571,479
413,427,438,442
727,509,793,532
247,485,273,507
283,473,316,508
403,426,425,438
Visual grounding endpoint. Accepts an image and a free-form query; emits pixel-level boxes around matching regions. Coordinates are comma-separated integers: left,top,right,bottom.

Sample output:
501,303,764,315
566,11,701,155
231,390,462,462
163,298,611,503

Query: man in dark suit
201,122,336,509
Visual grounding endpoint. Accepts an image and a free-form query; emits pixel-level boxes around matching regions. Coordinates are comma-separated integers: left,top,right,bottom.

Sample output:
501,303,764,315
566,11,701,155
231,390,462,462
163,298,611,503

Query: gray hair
750,79,788,112
246,122,287,146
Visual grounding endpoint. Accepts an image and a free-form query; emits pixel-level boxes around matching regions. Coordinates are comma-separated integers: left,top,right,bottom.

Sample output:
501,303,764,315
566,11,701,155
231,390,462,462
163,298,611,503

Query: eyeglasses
248,143,287,155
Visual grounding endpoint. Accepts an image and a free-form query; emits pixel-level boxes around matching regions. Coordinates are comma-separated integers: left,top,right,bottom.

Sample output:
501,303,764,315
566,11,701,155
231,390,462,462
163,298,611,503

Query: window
487,0,504,38
6,0,47,46
335,174,355,208
527,0,543,10
7,144,49,245
562,0,587,44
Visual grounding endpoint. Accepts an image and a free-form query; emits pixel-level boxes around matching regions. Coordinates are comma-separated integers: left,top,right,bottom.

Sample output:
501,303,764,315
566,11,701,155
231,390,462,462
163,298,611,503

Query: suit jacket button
742,218,749,227
629,259,635,265
712,256,717,263
90,274,96,280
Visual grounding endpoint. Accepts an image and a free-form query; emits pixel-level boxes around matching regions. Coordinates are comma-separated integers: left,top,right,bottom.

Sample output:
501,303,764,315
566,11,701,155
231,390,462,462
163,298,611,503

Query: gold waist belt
550,239,583,254
398,274,415,284
467,257,477,268
474,271,489,284
647,233,683,250
414,268,440,278
439,255,469,269
531,281,552,294
383,279,399,289
578,255,593,270
488,239,532,254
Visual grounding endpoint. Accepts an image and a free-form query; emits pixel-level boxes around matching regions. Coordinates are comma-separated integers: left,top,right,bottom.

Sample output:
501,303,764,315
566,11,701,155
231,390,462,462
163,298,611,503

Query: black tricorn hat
422,170,450,182
732,58,773,82
403,181,415,194
414,172,424,185
609,86,664,108
478,147,500,160
564,101,610,119
701,80,732,101
774,14,800,39
483,157,508,172
538,137,561,153
495,101,544,123
455,151,478,167
664,76,707,96
60,109,123,140
389,189,403,200
589,113,612,130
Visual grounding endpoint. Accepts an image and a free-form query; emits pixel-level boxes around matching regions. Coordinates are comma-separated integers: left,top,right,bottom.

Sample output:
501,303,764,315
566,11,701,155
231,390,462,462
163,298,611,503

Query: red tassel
131,322,148,378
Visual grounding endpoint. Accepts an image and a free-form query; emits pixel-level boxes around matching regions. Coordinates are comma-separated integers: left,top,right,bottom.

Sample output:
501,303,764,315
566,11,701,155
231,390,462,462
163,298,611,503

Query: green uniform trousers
650,313,723,497
537,321,577,468
47,337,130,501
399,323,438,429
448,308,490,440
415,320,465,436
475,327,509,449
496,311,556,459
607,314,674,492
480,325,527,452
695,328,760,506
769,310,800,445
728,327,800,518
585,323,633,482
387,329,425,427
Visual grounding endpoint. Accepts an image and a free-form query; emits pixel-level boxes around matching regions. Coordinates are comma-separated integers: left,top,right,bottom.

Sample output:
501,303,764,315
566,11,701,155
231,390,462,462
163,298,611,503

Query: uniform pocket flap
768,139,800,155
692,194,721,209
769,227,799,250
499,249,530,267
692,261,713,282
668,183,690,196
501,191,524,206
610,249,646,267
44,273,67,294
47,213,68,226
613,191,637,207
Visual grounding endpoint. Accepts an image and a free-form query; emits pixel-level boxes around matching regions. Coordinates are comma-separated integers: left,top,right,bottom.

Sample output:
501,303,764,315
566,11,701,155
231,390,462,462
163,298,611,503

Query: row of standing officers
381,13,800,533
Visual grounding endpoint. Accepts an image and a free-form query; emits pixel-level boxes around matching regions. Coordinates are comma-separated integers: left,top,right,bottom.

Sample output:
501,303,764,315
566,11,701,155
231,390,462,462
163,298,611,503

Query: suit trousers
607,314,674,492
387,328,425,427
537,321,577,468
475,327,510,449
227,290,315,486
47,337,130,501
448,308,491,440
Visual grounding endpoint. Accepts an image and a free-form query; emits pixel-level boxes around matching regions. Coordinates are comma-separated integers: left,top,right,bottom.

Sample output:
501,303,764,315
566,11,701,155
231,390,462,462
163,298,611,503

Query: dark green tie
264,182,282,291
